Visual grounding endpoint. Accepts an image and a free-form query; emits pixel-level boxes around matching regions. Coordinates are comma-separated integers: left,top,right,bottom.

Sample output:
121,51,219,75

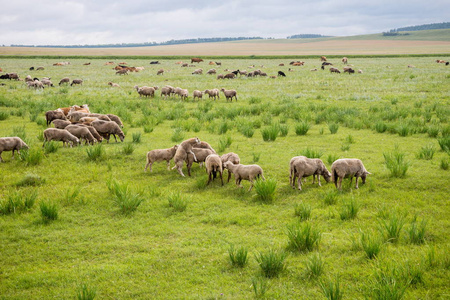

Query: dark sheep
278,71,286,77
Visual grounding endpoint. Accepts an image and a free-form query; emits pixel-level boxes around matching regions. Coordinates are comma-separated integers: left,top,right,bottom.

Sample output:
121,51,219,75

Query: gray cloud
1,0,448,45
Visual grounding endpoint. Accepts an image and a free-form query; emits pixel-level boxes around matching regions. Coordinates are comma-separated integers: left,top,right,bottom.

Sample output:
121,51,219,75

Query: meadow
0,56,449,299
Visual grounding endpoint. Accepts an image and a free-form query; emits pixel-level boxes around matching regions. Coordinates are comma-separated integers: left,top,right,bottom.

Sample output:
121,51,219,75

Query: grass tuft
107,179,144,214
328,123,339,134
294,202,312,221
167,192,187,212
132,131,142,143
39,200,58,223
407,214,427,245
360,231,383,259
416,144,435,160
228,244,249,268
383,146,410,177
300,147,323,158
16,173,45,187
76,283,97,300
319,276,343,300
339,197,360,220
253,178,277,203
295,122,311,135
304,252,324,279
86,144,105,162
378,212,405,244
286,222,321,253
255,248,287,278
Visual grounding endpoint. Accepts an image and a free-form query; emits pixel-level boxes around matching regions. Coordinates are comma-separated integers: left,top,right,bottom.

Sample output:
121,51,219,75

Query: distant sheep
108,82,120,87
52,119,71,129
204,89,220,100
329,67,341,73
0,137,29,162
193,90,203,100
331,158,370,190
157,69,164,75
144,144,179,172
290,156,331,190
91,120,125,143
43,128,80,147
191,58,204,63
223,73,236,79
217,74,224,80
278,71,286,77
223,161,265,191
45,109,67,126
70,79,83,86
160,86,173,99
221,88,237,102
134,85,159,98
192,68,203,75
59,77,70,85
342,57,348,64
205,154,224,185
65,125,97,145
206,69,216,75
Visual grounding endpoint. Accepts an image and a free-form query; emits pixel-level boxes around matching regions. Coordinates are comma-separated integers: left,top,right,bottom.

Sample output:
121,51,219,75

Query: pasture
0,56,449,299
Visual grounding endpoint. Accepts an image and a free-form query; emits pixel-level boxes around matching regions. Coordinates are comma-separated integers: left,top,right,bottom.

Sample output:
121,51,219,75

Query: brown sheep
191,58,204,63
205,154,224,186
65,125,97,145
290,157,332,190
43,128,80,147
185,148,214,176
172,137,202,177
91,120,125,143
221,88,237,102
45,109,67,126
145,145,179,172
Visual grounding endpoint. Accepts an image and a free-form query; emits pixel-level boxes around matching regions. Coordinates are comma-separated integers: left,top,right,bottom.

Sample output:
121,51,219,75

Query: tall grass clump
396,123,412,137
261,124,279,141
440,158,449,170
427,126,440,138
143,124,154,133
107,179,144,215
253,178,277,203
360,231,383,259
327,153,340,165
11,125,27,140
217,136,232,152
43,141,59,154
375,122,388,133
239,124,255,138
132,131,142,143
171,128,185,143
369,264,409,300
437,136,450,152
339,197,360,220
304,252,324,279
295,122,311,135
217,119,231,134
86,144,105,162
62,187,82,206
76,283,97,300
16,173,45,187
294,202,312,221
328,123,339,134
228,244,249,268
252,152,261,162
255,248,287,278
19,148,43,166
407,215,427,245
251,277,270,299
39,200,59,223
416,144,435,160
278,124,289,137
0,190,37,215
286,222,322,253
379,212,405,244
0,111,9,120
323,190,339,206
167,192,187,212
300,147,323,158
319,276,343,300
121,143,135,155
383,147,410,177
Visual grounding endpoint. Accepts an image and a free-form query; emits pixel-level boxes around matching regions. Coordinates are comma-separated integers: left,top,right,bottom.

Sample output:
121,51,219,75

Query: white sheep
221,88,237,102
290,156,332,190
65,125,97,145
160,86,172,99
205,154,224,185
203,89,220,100
0,137,29,162
185,148,214,176
331,158,371,190
193,90,203,101
192,68,203,75
172,137,201,177
144,145,179,172
220,152,240,183
206,69,216,75
43,128,80,147
108,82,120,87
91,120,125,143
52,119,71,129
179,89,188,100
223,161,265,191
134,85,159,98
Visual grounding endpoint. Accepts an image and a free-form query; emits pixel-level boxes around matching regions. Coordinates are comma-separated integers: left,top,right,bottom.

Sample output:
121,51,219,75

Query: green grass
319,276,343,300
107,179,144,214
228,244,249,268
253,178,277,203
255,248,287,278
0,57,448,299
286,222,322,253
39,200,58,223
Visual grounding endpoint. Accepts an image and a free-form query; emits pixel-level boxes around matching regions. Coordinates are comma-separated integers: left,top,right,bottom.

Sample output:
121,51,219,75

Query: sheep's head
361,171,371,184
323,171,332,183
119,133,125,142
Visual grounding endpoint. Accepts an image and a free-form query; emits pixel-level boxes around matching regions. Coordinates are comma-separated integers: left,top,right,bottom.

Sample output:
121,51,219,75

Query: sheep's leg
355,177,359,189
207,172,212,185
297,176,303,190
248,180,254,191
188,150,197,162
220,171,224,186
338,177,343,190
227,170,232,183
292,173,297,189
166,160,170,170
0,153,3,162
11,149,16,160
318,175,322,187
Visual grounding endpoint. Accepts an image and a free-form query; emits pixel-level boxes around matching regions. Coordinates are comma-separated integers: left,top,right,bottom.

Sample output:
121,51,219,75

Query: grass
319,276,343,300
300,147,323,158
86,144,105,161
39,200,58,223
407,215,427,245
261,124,279,141
295,121,311,135
19,148,43,166
369,264,409,300
253,178,277,203
339,197,360,220
107,179,144,214
0,190,37,215
255,248,287,278
304,252,324,279
228,244,249,268
76,283,97,300
294,202,312,221
416,144,435,160
167,192,187,212
379,212,406,244
383,146,410,177
360,231,383,259
286,222,322,253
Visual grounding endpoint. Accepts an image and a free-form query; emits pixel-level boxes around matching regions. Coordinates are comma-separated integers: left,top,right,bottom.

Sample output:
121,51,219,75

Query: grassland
0,56,449,299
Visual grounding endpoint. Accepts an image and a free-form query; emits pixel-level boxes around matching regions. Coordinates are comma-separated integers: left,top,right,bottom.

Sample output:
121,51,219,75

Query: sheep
157,69,164,75
67,111,89,123
221,88,237,102
91,120,125,143
185,148,214,176
51,119,71,129
27,80,44,89
116,69,128,75
342,57,348,64
192,68,203,75
220,152,240,183
160,86,172,99
171,137,202,177
59,77,70,85
108,82,120,87
331,158,371,190
86,113,111,121
320,56,327,61
41,78,54,87
70,79,83,86
358,69,363,74
0,137,29,162
206,69,216,75
278,71,286,77
173,87,183,98
43,128,80,147
59,104,89,116
329,67,341,73
78,117,99,125
205,154,224,185
36,67,45,71
204,89,220,100
134,85,159,98
45,109,67,126
65,125,97,145
223,73,236,79
193,90,203,100
217,74,224,80
343,67,355,74
179,89,188,100
238,70,247,76
7,73,19,80
144,144,179,172
290,157,332,190
74,124,103,143
310,68,318,71
194,141,216,153
25,75,33,82
106,114,123,128
223,161,265,191
181,63,189,67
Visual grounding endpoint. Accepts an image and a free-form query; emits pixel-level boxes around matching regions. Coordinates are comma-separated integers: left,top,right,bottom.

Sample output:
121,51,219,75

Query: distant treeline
287,34,331,39
9,37,265,48
388,22,450,32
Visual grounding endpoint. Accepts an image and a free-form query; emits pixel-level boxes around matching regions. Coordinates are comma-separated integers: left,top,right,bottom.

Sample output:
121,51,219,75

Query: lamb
70,79,83,86
221,88,237,102
331,158,371,190
144,144,179,172
108,82,120,87
52,119,71,129
45,109,67,126
43,128,80,147
290,156,332,190
220,152,240,183
185,148,214,176
223,161,265,191
134,85,159,98
204,89,220,100
106,114,123,128
59,77,70,85
0,137,29,162
329,67,341,73
91,120,125,143
205,154,224,186
193,90,203,100
171,137,201,177
65,125,97,145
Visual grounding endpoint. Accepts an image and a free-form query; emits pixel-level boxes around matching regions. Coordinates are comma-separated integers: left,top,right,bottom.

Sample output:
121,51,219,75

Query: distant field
1,29,450,57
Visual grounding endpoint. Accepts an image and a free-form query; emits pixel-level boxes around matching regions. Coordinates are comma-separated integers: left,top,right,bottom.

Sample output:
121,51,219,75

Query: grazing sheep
278,71,286,77
185,148,214,176
343,67,355,74
145,144,179,172
204,89,220,100
106,114,123,128
116,69,128,75
331,158,371,190
223,73,236,79
45,109,67,126
0,137,29,162
217,74,224,80
52,119,71,129
43,128,80,147
330,67,341,73
223,161,265,191
74,124,103,143
160,86,172,99
25,75,33,82
91,120,125,143
78,117,99,125
320,56,327,61
179,89,188,100
108,82,120,87
206,69,216,75
65,125,97,145
209,61,216,65
205,154,224,185
221,88,237,102
41,78,54,87
310,68,318,71
215,62,222,66
342,57,348,64
192,68,203,75
7,73,19,80
279,63,285,66
150,61,160,64
70,79,83,86
36,67,45,71
172,137,202,177
220,152,240,183
67,111,88,123
358,69,363,74
27,80,44,89
157,69,164,75
290,157,332,190
134,85,159,98
181,63,189,67
193,90,203,100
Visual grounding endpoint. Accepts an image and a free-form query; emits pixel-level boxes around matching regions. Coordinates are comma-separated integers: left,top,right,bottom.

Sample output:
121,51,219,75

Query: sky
1,0,448,46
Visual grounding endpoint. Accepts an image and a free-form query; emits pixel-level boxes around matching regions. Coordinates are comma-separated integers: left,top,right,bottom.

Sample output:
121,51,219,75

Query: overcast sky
1,0,448,46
